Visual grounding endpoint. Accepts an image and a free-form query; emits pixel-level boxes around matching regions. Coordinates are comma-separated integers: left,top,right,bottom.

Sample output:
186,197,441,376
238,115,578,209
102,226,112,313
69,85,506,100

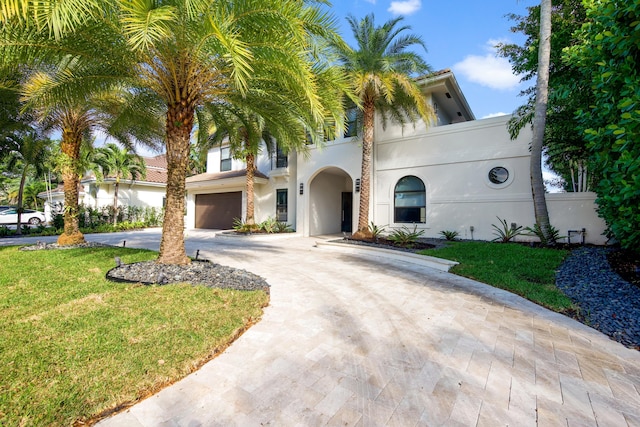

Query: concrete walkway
4,230,640,425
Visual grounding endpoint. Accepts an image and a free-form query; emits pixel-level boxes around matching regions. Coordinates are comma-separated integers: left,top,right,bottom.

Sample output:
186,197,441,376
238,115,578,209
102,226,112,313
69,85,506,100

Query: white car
0,208,47,226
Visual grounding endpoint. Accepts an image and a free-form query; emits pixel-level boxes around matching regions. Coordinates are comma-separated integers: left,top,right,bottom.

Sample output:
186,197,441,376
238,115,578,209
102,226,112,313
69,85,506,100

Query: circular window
488,167,509,185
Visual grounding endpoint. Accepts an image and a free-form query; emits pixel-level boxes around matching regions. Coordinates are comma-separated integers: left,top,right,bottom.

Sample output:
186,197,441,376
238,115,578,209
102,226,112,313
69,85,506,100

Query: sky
325,0,539,119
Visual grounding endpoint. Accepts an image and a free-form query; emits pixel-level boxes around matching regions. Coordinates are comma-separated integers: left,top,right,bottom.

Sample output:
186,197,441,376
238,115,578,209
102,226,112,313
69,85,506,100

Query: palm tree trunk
113,179,119,226
354,101,375,239
158,101,193,265
57,127,85,246
531,0,554,245
246,151,256,226
15,168,27,235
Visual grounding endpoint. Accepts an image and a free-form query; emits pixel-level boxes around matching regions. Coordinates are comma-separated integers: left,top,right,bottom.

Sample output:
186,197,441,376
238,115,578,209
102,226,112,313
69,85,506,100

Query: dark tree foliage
0,77,26,160
497,0,593,191
566,0,640,251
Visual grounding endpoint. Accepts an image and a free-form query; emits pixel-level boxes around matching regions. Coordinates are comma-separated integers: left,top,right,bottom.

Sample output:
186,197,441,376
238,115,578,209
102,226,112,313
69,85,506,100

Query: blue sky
325,0,538,119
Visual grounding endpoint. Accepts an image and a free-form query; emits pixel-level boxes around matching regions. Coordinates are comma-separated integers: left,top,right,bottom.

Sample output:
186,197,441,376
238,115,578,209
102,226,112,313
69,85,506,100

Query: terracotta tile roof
37,183,84,198
144,154,167,169
186,169,268,183
140,154,168,184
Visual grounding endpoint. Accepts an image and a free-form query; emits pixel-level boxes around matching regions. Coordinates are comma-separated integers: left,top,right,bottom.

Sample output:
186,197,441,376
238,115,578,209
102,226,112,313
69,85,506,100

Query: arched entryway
308,167,354,236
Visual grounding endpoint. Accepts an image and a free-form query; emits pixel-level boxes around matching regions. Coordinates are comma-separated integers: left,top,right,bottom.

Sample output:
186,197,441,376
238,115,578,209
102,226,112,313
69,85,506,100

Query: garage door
195,192,242,229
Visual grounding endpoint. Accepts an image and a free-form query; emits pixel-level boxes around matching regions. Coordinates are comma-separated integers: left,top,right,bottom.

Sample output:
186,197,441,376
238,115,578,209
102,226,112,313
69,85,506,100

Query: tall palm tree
530,0,555,245
204,62,347,229
5,131,50,234
333,14,435,239
1,0,344,263
93,142,146,225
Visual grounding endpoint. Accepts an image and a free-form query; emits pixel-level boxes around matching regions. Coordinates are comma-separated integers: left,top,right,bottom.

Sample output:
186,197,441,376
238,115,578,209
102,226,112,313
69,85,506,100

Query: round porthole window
488,166,509,185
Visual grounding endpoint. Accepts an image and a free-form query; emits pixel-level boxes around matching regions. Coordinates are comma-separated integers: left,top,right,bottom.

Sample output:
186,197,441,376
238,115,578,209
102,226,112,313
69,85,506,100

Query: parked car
0,208,47,225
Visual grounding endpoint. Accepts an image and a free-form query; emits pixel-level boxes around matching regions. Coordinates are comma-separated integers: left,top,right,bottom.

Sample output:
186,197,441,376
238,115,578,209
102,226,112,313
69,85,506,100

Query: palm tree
204,62,347,229
530,0,555,244
5,131,50,234
1,0,344,263
93,143,146,225
333,14,435,239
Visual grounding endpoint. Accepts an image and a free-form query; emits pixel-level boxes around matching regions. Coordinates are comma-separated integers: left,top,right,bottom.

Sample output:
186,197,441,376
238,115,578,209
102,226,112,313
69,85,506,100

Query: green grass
0,246,269,426
420,241,574,311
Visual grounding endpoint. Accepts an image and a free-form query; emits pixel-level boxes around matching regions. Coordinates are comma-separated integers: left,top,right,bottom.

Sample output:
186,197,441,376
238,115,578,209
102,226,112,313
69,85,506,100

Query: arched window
394,176,426,223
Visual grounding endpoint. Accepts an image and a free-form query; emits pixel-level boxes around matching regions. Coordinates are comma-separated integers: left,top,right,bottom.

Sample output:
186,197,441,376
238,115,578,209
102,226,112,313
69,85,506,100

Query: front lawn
420,241,574,312
0,246,269,426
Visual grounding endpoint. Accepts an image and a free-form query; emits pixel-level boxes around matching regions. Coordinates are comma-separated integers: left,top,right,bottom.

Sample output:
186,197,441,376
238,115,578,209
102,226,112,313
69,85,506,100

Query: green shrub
274,221,293,233
368,221,386,242
52,214,64,230
259,217,277,233
524,223,566,245
439,230,459,241
388,225,425,247
491,217,523,243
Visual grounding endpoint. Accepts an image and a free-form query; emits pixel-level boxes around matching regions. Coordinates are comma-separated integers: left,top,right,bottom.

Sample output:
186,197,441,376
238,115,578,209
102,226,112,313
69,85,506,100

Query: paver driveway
5,230,640,425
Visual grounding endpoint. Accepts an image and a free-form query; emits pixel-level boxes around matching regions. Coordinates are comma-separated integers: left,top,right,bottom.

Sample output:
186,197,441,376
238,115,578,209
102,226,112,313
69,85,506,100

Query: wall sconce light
299,183,304,195
355,178,361,193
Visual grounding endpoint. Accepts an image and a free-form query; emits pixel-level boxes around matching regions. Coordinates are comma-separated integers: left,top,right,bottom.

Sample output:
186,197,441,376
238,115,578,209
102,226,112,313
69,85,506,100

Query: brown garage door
195,192,242,229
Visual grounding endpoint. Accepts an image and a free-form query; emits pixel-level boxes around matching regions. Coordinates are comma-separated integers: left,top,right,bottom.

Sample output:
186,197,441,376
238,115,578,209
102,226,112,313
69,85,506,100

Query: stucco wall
88,182,165,209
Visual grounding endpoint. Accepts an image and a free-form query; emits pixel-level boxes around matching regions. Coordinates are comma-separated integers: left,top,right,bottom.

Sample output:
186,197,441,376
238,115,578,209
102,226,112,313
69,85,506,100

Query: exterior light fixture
299,183,304,195
355,179,361,192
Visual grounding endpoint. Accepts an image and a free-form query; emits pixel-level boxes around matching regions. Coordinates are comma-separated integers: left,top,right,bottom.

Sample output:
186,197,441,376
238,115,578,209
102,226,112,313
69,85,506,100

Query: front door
341,192,353,233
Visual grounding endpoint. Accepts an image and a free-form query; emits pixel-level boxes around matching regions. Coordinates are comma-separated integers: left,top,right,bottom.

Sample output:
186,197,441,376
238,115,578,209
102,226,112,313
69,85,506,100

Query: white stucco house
39,154,167,220
185,69,607,244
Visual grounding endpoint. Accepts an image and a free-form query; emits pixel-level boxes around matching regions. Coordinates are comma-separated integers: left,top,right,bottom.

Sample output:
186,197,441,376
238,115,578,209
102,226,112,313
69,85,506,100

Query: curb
314,240,458,272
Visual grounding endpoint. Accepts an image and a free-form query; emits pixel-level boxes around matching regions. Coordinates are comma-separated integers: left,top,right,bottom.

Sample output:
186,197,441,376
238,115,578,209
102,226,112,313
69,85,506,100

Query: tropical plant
4,131,51,234
565,0,640,252
367,221,386,242
93,143,146,226
232,217,259,234
1,1,350,263
524,223,565,245
274,221,293,233
497,0,593,192
491,217,524,243
439,230,460,241
333,14,435,239
526,0,555,246
388,224,425,247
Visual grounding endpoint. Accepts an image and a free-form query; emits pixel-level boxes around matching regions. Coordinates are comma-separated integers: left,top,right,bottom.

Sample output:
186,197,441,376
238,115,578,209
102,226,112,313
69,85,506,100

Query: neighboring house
39,154,167,220
184,69,605,244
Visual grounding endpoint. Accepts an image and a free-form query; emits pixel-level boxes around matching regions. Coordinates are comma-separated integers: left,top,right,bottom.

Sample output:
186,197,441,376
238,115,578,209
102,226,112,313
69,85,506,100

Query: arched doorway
308,167,353,236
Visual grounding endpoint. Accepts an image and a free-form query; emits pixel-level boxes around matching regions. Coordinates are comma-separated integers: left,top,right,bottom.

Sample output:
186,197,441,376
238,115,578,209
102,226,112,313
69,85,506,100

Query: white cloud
364,0,376,3
482,112,509,119
388,0,421,16
453,40,521,90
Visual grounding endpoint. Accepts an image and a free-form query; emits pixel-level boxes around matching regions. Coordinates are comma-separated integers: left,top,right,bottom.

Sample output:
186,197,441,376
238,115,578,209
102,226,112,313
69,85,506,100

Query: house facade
185,70,607,244
39,154,167,220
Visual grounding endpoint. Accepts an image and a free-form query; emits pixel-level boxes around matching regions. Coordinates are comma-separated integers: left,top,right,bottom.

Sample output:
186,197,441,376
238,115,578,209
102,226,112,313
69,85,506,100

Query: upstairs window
394,176,426,223
344,107,359,137
220,147,231,172
274,143,288,168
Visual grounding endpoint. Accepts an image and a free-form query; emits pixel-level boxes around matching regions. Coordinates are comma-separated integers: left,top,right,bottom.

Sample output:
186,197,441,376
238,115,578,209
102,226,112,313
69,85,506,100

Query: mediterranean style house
39,154,167,220
183,69,606,244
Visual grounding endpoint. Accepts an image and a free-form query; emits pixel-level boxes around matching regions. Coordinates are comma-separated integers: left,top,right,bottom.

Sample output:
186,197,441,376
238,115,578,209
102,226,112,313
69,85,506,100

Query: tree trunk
57,126,85,246
158,101,194,265
113,179,119,226
353,101,375,239
15,168,27,235
531,0,555,245
246,151,256,226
